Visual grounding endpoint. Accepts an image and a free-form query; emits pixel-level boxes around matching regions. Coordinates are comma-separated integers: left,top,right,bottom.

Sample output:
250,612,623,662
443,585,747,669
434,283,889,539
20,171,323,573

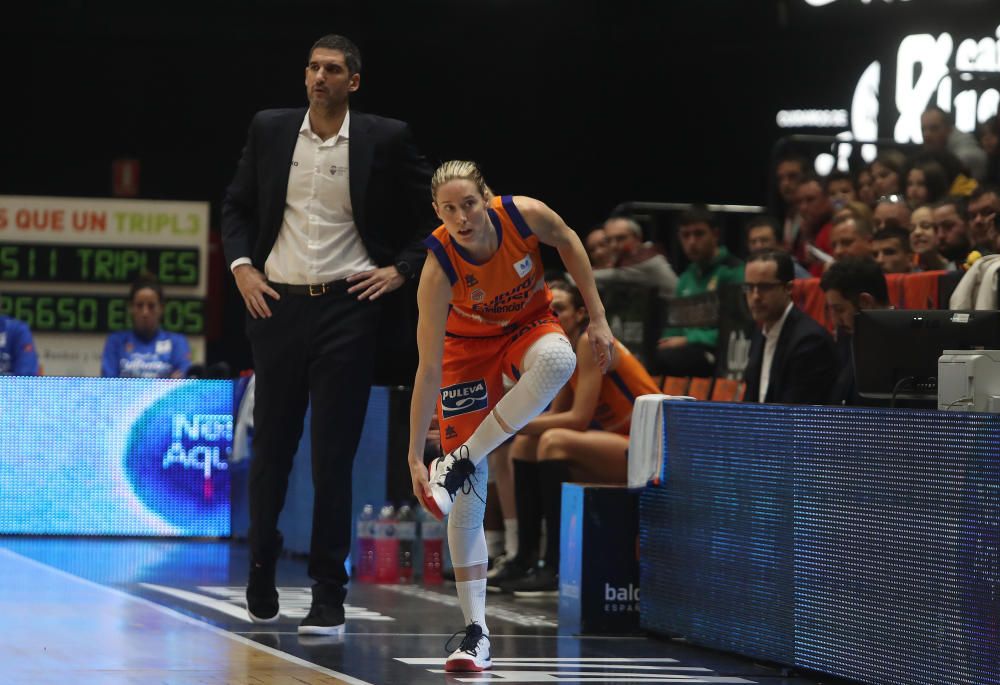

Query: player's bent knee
538,428,574,460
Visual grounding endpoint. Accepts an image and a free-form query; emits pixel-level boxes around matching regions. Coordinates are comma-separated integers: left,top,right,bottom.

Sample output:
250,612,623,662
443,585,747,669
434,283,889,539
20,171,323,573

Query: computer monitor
853,309,1000,402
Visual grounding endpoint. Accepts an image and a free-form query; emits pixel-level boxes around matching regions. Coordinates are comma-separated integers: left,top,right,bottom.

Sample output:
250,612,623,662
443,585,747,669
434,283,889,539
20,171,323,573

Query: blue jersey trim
502,195,533,239
423,235,458,286
608,370,635,403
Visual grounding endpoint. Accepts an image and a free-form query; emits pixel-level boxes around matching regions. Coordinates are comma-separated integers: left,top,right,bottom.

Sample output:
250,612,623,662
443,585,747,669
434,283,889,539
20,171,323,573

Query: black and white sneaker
246,560,279,623
506,566,559,598
421,446,476,520
486,556,532,593
444,622,492,672
298,603,345,635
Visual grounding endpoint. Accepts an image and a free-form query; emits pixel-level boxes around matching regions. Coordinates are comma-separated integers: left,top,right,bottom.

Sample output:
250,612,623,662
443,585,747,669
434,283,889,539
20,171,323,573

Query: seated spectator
904,159,949,208
967,184,1000,255
0,297,39,376
870,149,907,197
652,205,743,378
745,215,810,278
101,274,192,378
830,213,874,261
774,153,808,250
489,281,659,595
819,257,890,405
742,250,838,404
978,115,1000,186
592,216,678,298
584,226,616,268
932,196,973,264
921,105,988,181
872,226,914,274
856,165,877,207
909,204,953,271
795,174,835,275
873,194,912,231
825,170,857,208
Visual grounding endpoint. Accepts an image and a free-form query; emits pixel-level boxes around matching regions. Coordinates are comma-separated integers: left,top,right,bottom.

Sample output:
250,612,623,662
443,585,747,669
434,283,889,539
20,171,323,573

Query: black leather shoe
298,603,346,635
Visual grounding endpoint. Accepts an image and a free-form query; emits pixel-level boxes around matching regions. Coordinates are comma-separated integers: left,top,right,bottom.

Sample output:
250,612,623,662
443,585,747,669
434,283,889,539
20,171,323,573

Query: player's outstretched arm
514,196,616,374
407,256,453,505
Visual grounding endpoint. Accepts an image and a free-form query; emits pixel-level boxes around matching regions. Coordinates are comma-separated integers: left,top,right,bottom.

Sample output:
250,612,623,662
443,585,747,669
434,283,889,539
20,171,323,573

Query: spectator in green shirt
652,205,744,378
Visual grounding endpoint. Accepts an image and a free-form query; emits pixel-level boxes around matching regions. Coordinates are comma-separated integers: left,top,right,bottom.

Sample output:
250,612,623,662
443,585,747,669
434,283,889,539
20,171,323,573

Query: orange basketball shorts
437,316,565,454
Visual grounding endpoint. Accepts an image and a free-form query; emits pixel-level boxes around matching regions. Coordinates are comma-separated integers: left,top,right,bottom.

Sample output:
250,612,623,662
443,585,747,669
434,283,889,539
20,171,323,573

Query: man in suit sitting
742,250,838,404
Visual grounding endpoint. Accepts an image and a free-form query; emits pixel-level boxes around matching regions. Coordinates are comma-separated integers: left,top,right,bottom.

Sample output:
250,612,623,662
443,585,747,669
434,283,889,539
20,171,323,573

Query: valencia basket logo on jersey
440,379,488,418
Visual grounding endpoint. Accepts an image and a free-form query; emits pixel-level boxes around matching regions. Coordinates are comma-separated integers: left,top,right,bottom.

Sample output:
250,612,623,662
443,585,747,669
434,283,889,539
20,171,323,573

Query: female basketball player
407,160,614,672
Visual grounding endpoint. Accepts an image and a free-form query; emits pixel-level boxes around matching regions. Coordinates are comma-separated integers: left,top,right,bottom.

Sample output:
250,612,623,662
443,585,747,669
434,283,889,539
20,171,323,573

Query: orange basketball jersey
424,195,552,338
569,340,659,435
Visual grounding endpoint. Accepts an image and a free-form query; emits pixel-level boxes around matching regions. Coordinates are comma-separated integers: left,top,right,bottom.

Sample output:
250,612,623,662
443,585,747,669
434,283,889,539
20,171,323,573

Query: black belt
269,280,349,297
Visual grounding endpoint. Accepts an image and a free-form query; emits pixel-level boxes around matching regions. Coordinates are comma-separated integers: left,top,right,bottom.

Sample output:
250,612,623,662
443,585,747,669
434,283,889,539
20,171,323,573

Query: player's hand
587,317,616,374
233,265,279,319
347,266,405,301
408,455,433,508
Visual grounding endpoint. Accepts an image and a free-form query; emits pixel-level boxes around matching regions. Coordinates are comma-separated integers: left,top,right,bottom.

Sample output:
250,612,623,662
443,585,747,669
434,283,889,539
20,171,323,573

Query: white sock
504,519,518,559
455,579,488,634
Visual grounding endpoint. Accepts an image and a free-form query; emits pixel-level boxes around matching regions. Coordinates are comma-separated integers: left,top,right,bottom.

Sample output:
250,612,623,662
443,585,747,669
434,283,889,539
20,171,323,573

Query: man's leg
246,297,311,621
299,293,378,634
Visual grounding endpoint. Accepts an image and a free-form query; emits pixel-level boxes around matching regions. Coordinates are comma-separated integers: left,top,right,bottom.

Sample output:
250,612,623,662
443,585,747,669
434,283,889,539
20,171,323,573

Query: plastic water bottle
396,504,417,583
421,508,445,585
374,503,399,584
355,503,376,583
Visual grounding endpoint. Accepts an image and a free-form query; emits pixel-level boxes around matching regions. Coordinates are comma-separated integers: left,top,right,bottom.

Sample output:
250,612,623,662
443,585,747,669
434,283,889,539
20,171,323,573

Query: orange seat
662,376,690,396
687,377,713,400
710,378,741,401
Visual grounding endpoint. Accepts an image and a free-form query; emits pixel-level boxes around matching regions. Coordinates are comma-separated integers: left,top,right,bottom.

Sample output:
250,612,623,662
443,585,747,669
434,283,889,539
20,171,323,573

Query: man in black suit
742,250,838,404
221,34,435,635
819,257,890,405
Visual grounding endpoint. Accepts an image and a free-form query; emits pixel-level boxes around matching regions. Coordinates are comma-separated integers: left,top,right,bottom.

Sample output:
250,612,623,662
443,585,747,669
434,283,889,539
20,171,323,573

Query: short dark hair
969,183,1000,203
776,153,809,174
747,249,795,284
745,215,779,240
819,257,889,306
677,204,717,229
933,195,968,218
310,34,362,74
872,226,913,252
824,169,855,191
130,273,164,303
923,104,954,127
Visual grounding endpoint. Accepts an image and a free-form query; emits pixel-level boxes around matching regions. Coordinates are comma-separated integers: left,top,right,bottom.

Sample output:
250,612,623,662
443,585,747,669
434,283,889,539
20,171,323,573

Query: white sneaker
421,446,476,520
444,623,492,672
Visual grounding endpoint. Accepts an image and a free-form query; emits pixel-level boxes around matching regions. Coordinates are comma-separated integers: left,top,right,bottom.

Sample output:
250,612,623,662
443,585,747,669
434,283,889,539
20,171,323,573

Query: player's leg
488,433,540,591
444,457,493,672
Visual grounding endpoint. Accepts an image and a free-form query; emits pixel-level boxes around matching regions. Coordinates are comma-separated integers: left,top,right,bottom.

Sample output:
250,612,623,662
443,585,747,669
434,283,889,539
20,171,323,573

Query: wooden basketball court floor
0,538,847,685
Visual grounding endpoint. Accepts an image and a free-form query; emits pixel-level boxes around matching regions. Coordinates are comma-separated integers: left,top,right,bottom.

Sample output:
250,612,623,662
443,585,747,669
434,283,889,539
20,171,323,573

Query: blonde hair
431,160,494,201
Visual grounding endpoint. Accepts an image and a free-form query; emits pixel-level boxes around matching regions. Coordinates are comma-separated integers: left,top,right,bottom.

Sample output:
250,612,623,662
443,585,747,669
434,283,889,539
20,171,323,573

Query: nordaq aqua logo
123,381,232,536
440,379,488,418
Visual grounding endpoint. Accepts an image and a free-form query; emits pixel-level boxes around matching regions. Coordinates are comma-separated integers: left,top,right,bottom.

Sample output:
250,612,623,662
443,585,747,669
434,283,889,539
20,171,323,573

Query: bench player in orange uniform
489,280,660,594
407,160,614,672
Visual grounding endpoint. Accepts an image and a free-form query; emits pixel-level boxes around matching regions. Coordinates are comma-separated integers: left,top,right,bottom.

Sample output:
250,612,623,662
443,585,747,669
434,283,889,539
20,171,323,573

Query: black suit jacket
221,107,435,278
744,305,838,405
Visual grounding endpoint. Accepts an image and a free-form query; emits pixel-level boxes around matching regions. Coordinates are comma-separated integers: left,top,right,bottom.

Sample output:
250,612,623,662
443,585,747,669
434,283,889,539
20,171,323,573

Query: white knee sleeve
494,334,576,431
448,456,489,568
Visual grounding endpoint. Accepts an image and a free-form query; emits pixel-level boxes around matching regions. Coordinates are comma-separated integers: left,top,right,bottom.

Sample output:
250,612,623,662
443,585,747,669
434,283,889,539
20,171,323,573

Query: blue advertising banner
0,377,231,536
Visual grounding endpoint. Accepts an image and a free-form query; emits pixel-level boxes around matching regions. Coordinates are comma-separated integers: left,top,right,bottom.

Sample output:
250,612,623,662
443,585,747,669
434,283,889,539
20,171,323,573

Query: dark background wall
2,0,996,370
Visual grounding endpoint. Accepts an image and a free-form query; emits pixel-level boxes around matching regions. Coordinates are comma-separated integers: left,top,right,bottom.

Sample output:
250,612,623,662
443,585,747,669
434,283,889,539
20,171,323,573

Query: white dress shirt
230,110,376,284
758,301,794,403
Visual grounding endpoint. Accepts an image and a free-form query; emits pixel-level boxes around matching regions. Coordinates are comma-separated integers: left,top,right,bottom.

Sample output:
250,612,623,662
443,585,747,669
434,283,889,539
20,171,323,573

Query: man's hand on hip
347,266,404,301
234,264,279,318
